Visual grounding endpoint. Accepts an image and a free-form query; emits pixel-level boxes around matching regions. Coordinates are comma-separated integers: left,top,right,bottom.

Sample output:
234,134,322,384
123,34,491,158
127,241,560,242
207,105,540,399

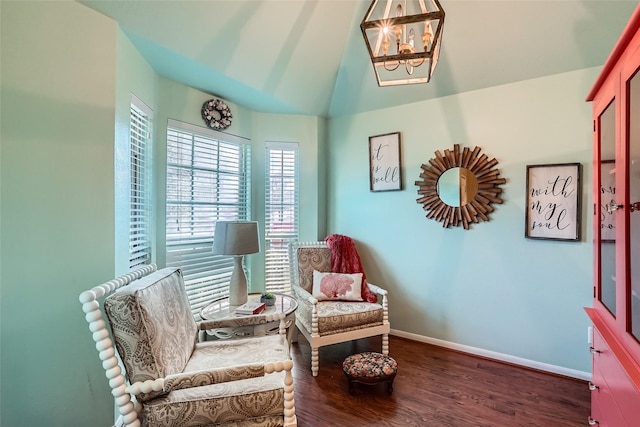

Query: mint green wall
1,2,118,426
328,69,596,373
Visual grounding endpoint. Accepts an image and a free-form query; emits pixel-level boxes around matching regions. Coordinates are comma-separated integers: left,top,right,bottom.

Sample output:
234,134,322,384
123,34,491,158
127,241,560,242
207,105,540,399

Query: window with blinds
129,98,153,270
166,120,252,316
264,142,299,294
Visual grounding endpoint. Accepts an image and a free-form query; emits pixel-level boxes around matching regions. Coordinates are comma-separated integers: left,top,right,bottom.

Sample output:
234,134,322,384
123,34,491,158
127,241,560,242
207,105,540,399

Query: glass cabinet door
599,100,617,316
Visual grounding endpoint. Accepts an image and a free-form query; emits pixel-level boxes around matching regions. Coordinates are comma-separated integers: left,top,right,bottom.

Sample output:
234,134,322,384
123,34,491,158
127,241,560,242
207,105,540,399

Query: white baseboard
390,329,591,381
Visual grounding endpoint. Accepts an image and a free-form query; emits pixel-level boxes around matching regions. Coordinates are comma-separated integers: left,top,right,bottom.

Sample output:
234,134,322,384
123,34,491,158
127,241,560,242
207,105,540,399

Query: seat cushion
144,335,289,427
185,335,290,377
104,267,197,401
142,376,285,427
296,300,384,336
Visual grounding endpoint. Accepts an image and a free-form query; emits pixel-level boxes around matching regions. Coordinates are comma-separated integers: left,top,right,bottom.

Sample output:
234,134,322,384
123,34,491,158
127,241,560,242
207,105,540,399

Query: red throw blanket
325,234,378,303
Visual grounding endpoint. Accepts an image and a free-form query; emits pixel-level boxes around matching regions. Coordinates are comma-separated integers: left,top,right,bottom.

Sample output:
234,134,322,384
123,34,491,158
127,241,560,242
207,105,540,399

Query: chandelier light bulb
423,21,433,50
382,25,391,56
395,3,403,17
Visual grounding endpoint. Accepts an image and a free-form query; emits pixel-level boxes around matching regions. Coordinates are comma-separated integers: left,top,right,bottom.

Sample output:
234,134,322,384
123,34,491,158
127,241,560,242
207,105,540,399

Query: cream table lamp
212,221,260,306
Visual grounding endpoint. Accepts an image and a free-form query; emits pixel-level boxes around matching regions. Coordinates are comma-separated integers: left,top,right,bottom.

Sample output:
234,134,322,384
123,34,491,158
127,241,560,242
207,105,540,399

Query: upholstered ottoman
342,352,397,395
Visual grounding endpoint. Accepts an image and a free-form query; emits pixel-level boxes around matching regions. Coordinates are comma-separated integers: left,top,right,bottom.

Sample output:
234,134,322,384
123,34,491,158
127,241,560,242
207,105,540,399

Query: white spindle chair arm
366,282,387,296
292,285,318,305
126,378,165,396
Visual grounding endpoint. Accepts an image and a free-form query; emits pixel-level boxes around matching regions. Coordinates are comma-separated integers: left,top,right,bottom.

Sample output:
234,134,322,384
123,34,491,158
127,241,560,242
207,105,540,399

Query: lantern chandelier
360,0,445,86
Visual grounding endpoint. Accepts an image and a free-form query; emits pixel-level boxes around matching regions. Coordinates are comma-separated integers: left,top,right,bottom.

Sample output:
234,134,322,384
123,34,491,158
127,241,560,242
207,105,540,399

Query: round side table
200,293,298,343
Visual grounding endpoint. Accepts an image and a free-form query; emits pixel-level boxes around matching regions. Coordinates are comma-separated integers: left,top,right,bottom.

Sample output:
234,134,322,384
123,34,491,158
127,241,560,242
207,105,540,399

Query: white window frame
129,96,153,270
264,141,299,294
166,119,252,316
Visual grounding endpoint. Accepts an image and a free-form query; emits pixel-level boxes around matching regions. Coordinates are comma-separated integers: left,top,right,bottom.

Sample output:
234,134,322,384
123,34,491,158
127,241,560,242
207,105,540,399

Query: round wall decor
201,98,232,130
415,144,505,229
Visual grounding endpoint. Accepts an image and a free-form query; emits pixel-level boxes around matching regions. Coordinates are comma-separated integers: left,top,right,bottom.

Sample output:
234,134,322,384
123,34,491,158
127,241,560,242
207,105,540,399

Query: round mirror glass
437,167,479,207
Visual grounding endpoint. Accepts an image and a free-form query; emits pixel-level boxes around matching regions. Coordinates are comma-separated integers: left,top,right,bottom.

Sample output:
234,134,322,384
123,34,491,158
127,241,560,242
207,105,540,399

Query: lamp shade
212,221,260,256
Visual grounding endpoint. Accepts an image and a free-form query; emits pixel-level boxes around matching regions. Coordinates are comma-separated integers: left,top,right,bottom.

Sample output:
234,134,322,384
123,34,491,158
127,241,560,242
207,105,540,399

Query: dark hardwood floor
289,334,590,427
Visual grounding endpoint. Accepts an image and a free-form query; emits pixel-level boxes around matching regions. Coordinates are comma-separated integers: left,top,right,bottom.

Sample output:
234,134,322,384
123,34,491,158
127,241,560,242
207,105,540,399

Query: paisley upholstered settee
288,240,390,377
79,265,296,427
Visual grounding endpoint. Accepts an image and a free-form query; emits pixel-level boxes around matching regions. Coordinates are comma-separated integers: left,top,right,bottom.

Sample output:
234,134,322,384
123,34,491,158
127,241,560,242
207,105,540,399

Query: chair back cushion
104,267,197,391
296,247,332,293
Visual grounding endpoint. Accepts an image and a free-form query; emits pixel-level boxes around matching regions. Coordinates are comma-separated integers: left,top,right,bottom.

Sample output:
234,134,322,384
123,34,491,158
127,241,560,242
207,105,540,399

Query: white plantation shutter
264,142,299,293
129,97,153,270
166,120,252,316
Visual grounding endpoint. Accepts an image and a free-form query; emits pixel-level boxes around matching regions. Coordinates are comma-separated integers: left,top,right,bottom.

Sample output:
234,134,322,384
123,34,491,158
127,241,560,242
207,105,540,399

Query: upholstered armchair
79,265,296,427
288,240,390,376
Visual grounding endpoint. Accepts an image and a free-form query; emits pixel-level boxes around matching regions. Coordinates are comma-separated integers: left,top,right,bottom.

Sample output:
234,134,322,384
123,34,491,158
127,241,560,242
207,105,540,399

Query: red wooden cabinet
586,4,640,425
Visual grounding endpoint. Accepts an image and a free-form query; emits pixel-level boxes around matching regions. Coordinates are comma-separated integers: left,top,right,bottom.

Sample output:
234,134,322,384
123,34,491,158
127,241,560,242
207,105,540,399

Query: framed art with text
525,162,581,241
369,132,402,192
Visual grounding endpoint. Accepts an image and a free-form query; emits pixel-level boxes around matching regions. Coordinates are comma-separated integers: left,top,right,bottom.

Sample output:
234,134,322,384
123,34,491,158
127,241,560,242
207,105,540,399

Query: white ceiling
79,0,639,118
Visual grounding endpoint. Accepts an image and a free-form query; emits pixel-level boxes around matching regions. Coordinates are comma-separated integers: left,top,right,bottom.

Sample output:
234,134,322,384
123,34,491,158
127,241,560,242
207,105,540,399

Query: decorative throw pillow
312,270,364,301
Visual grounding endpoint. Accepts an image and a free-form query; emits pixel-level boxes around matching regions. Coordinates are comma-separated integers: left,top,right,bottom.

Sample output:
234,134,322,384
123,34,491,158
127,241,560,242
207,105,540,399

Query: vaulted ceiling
80,0,638,118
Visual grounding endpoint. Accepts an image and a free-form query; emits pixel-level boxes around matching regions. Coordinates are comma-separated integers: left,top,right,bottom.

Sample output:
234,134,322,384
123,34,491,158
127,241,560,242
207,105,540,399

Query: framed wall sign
525,162,581,241
369,132,402,192
600,160,616,242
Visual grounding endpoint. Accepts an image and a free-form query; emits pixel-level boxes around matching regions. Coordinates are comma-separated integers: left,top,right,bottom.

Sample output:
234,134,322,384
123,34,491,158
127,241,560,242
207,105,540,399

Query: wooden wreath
415,144,505,229
201,98,232,130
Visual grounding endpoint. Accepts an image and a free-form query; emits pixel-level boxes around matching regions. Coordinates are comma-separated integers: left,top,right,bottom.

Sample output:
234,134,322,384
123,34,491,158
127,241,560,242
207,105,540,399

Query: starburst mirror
415,144,505,229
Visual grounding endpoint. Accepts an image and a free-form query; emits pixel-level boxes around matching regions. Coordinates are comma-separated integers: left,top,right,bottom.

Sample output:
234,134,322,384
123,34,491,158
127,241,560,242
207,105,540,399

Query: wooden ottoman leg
347,377,355,394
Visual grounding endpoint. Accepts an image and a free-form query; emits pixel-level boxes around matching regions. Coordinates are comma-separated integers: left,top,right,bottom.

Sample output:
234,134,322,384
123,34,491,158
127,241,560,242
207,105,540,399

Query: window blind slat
129,101,152,270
